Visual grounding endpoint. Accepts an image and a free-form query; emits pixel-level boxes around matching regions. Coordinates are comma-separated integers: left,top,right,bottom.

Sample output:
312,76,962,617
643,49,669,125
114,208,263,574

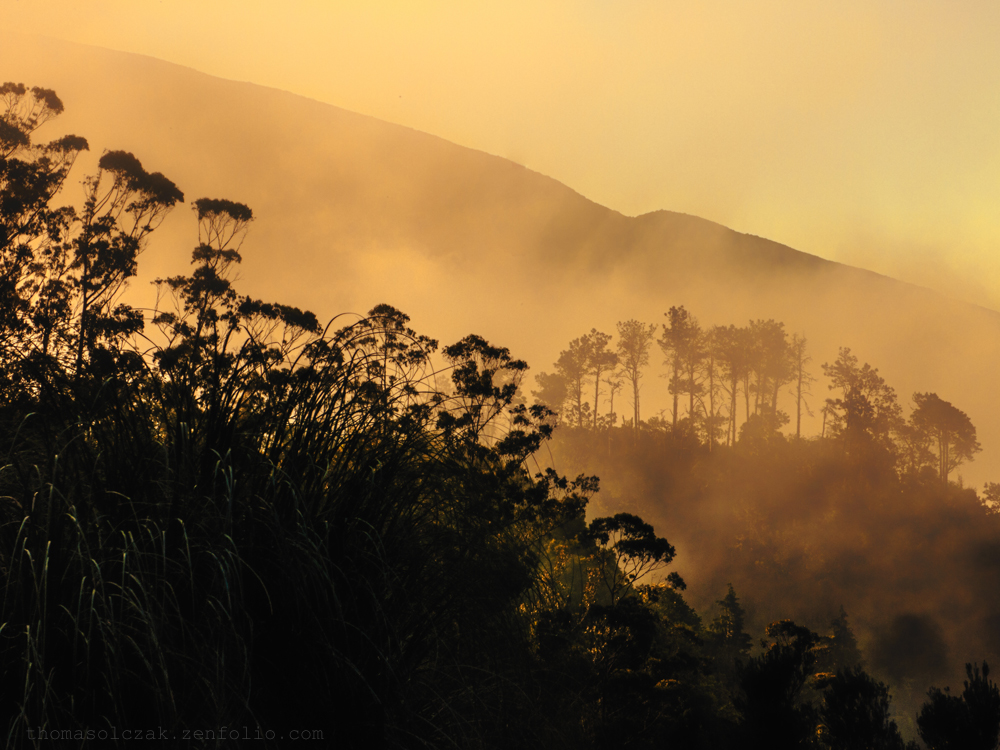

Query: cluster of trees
534,310,811,446
3,82,999,749
536,308,982,486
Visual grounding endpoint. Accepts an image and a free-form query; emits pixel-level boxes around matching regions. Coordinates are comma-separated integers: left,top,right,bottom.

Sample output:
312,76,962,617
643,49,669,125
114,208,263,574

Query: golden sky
9,0,1000,307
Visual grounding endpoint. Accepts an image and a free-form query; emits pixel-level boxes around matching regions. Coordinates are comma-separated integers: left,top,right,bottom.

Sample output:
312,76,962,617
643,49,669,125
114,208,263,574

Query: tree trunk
796,364,803,439
672,360,680,431
707,356,715,451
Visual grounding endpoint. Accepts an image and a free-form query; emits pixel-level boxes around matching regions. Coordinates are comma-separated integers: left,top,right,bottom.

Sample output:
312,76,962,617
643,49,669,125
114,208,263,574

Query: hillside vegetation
3,82,1000,749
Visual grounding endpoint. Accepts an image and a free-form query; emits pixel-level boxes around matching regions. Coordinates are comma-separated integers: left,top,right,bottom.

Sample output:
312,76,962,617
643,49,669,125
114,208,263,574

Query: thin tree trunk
688,361,696,425
707,355,715,451
634,380,640,443
672,361,680,431
576,378,584,429
593,370,601,430
608,387,615,456
796,363,803,439
730,377,738,446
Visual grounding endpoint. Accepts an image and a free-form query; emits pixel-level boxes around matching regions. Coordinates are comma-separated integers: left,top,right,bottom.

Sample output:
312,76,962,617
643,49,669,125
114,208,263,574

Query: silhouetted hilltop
3,31,999,485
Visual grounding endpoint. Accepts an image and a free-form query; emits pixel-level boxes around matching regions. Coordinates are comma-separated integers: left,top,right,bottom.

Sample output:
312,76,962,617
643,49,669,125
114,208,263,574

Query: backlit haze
9,7,1000,729
8,0,1000,308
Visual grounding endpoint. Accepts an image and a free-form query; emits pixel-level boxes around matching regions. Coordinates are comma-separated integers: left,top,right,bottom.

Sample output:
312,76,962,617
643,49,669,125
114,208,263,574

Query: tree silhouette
0,84,188,387
659,305,702,430
532,368,568,421
909,392,981,485
71,151,184,375
585,513,677,606
818,667,907,750
714,324,752,445
918,662,1000,750
735,620,820,750
602,372,623,432
558,334,593,427
789,333,814,440
747,319,792,419
822,347,902,459
706,583,753,693
700,326,726,449
586,328,617,430
615,319,656,439
819,607,864,674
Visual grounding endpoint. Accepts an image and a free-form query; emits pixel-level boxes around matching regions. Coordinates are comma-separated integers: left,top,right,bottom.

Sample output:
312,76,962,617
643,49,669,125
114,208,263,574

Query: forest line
535,308,986,491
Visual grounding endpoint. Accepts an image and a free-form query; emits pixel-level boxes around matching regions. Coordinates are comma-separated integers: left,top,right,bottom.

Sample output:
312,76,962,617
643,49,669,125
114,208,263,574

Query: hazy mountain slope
3,32,1000,486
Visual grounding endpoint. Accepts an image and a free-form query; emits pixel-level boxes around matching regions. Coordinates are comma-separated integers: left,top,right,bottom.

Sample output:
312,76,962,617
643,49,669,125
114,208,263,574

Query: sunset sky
9,1,1000,307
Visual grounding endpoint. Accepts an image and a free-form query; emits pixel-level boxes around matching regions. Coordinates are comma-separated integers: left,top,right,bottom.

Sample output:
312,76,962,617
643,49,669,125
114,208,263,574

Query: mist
5,33,998,482
4,27,1000,748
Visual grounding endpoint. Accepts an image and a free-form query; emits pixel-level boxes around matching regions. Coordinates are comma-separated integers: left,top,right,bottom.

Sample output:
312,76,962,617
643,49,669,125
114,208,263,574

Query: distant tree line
535,307,982,487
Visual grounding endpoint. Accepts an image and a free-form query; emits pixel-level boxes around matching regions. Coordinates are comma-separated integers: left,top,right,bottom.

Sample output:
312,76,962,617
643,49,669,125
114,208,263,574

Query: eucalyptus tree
0,82,182,386
659,305,702,431
615,319,656,439
789,334,814,439
559,334,593,428
747,319,793,419
909,392,981,485
700,326,726,449
586,328,617,430
714,324,751,445
822,347,903,459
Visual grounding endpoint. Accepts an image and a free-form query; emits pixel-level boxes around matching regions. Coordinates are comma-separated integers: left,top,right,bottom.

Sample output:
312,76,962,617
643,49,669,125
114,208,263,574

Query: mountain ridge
4,32,971,303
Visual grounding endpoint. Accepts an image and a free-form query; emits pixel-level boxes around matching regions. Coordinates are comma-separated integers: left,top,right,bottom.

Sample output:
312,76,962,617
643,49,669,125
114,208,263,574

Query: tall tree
603,372,623,430
789,334,814,440
706,584,753,670
531,369,568,422
684,328,706,433
535,335,594,428
72,151,184,375
586,328,617,431
909,392,981,485
714,325,751,446
701,326,728,449
658,306,702,431
736,620,821,750
748,319,792,419
1,85,82,362
822,347,902,458
0,82,182,386
585,513,677,606
615,319,656,438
